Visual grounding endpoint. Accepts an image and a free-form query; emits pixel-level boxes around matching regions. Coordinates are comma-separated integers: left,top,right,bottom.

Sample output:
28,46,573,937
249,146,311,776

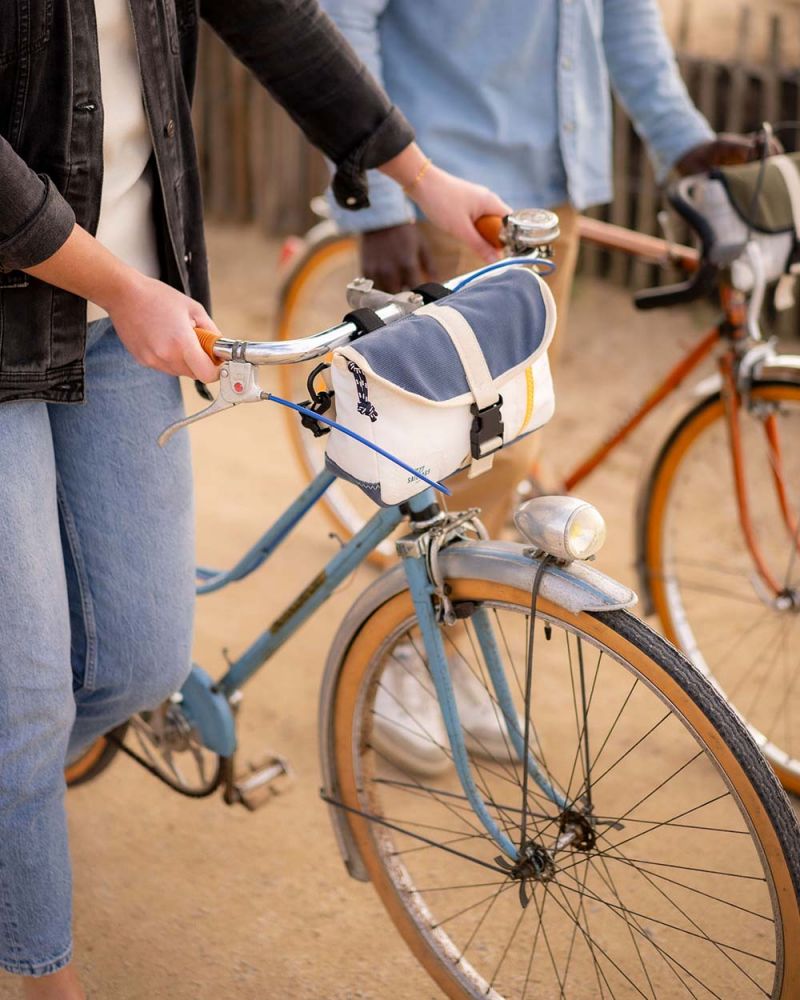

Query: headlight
514,496,606,562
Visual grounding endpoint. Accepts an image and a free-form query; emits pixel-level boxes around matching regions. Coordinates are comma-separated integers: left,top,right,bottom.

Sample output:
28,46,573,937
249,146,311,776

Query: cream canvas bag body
324,266,557,506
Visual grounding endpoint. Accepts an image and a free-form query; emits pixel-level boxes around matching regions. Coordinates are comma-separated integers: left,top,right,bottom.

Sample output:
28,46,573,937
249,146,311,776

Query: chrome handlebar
205,256,546,366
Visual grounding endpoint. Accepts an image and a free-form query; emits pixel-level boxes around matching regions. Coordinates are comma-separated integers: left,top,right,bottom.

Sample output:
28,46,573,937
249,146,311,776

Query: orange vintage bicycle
272,182,800,796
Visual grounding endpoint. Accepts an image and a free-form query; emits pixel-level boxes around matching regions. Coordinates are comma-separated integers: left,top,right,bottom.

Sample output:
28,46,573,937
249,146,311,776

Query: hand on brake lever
158,358,264,446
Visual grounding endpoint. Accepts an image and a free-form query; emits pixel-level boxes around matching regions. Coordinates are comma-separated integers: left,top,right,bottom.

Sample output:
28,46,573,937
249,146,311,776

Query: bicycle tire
640,379,800,795
64,723,128,788
330,575,800,999
276,232,395,568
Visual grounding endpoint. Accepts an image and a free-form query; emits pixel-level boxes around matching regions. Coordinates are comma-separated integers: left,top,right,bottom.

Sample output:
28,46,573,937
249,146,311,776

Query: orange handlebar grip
475,215,505,250
194,327,221,364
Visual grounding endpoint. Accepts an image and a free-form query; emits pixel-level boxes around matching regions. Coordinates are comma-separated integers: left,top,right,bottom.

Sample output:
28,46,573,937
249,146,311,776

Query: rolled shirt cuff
0,175,76,272
331,105,415,212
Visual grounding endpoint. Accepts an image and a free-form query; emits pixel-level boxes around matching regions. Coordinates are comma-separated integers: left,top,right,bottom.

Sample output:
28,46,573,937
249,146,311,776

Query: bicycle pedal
224,753,292,811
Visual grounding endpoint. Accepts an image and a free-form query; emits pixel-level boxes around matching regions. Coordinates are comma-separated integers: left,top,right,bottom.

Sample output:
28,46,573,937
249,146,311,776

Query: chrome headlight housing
514,496,606,562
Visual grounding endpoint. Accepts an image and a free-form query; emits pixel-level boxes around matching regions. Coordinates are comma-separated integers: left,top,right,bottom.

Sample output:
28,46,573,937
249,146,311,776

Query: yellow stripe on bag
516,365,535,436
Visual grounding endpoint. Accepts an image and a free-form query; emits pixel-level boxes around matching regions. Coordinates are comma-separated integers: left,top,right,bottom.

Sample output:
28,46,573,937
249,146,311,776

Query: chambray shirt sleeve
321,0,416,232
0,136,75,272
602,0,714,180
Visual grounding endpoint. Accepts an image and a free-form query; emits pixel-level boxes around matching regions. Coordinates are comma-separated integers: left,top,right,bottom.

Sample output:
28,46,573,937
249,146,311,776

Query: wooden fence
193,1,800,329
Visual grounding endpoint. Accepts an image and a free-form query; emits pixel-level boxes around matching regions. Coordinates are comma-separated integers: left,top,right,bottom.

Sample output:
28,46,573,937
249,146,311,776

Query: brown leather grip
475,215,506,250
194,327,221,363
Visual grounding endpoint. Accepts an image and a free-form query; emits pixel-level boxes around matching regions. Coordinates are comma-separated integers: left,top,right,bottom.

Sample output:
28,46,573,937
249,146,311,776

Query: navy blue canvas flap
346,268,552,402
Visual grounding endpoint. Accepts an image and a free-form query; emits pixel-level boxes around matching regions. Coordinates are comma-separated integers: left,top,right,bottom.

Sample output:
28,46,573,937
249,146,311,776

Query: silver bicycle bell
503,208,561,256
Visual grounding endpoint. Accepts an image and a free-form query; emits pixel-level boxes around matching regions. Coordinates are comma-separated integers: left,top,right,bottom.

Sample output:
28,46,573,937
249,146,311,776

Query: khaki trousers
416,205,580,537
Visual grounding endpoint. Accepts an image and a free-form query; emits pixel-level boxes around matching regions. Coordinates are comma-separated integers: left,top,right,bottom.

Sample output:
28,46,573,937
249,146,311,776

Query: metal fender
317,539,637,882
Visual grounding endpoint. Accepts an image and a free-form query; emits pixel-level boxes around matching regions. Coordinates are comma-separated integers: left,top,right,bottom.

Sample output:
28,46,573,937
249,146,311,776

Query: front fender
317,539,636,882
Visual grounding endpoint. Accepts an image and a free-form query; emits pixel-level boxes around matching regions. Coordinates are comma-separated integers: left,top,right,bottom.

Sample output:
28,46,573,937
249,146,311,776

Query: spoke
596,845,773,994
607,853,773,922
457,872,508,963
577,636,594,811
558,877,774,967
321,794,507,875
521,885,548,1000
545,880,650,999
595,855,658,1000
568,716,691,819
373,776,558,823
597,853,767,882
557,879,723,1000
567,676,640,805
413,879,510,893
532,884,569,999
654,576,767,608
562,790,732,873
559,862,704,999
432,881,515,930
392,831,491,858
487,890,530,992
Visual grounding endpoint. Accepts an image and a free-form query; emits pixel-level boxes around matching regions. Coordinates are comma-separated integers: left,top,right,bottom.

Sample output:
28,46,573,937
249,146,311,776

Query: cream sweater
87,0,159,322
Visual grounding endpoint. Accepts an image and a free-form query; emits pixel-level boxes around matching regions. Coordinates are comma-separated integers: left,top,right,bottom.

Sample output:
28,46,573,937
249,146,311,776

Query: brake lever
158,360,265,446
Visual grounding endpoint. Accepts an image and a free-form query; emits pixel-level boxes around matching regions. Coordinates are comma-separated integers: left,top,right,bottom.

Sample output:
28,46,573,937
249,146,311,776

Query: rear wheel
64,724,127,787
331,576,800,998
642,380,800,794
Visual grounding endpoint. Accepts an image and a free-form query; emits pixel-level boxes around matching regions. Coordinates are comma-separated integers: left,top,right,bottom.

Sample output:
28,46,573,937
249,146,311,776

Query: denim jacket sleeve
602,0,714,181
0,136,76,272
321,0,415,233
200,0,415,211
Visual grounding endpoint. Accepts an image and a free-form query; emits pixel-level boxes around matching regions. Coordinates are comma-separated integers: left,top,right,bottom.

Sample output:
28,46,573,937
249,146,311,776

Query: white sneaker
371,644,450,777
450,658,524,762
372,643,528,774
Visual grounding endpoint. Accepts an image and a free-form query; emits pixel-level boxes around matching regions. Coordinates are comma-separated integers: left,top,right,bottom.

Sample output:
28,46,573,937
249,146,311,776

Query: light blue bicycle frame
188,467,566,862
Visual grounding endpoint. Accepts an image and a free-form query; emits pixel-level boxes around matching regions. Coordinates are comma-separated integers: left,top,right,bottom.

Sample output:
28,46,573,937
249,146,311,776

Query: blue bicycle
70,247,800,998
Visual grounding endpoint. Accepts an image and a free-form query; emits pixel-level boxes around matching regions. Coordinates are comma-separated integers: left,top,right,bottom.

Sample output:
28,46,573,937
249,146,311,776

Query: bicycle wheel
331,576,800,999
276,233,396,567
65,723,128,787
641,379,800,794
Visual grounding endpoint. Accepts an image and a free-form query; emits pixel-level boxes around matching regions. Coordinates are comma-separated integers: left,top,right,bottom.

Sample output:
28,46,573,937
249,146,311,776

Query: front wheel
641,379,800,794
330,576,800,999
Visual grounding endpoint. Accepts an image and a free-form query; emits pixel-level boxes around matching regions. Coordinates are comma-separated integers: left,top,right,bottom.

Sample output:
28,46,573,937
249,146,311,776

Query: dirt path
0,224,796,999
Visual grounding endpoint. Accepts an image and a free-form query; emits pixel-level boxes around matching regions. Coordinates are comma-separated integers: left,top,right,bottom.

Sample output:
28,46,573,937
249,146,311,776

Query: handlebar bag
324,266,556,506
694,152,800,293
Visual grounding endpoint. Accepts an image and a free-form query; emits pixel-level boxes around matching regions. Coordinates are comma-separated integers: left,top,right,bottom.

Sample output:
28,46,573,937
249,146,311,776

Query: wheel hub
556,808,597,852
496,840,556,909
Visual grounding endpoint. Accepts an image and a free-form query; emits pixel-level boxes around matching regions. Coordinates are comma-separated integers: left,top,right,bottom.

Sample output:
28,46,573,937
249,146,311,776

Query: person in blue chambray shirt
322,0,764,777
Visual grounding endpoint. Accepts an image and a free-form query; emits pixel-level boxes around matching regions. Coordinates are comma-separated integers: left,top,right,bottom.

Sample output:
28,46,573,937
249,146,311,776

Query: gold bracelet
403,156,433,195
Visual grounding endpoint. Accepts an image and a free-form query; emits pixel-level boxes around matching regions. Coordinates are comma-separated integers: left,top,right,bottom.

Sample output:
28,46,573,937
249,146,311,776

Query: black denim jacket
0,0,413,404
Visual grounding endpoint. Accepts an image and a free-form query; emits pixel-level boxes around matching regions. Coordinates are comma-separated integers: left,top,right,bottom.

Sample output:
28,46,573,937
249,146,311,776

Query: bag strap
417,302,502,477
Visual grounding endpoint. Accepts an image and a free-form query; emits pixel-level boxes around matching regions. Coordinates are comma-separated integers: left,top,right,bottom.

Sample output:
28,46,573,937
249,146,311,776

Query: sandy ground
0,224,796,999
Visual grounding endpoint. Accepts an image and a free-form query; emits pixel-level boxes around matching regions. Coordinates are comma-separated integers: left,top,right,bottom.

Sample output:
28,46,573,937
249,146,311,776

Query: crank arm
158,360,265,446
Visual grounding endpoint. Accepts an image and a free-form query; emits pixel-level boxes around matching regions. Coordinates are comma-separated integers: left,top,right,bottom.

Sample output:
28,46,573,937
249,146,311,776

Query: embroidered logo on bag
347,361,378,422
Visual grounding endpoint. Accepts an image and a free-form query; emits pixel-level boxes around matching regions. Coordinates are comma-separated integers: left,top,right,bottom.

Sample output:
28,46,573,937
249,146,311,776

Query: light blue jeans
0,319,195,976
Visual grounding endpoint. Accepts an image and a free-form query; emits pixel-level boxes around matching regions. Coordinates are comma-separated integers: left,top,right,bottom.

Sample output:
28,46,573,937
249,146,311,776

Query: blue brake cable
265,393,452,497
452,256,555,292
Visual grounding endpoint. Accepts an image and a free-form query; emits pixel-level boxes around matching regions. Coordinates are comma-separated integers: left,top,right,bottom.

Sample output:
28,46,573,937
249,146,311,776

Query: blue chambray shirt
323,0,714,232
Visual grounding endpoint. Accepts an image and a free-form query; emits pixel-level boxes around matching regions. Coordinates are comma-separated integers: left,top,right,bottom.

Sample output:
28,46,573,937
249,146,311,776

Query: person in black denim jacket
0,2,507,997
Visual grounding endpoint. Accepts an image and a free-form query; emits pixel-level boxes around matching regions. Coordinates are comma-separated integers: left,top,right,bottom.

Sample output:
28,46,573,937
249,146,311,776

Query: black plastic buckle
299,362,334,438
470,397,504,460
